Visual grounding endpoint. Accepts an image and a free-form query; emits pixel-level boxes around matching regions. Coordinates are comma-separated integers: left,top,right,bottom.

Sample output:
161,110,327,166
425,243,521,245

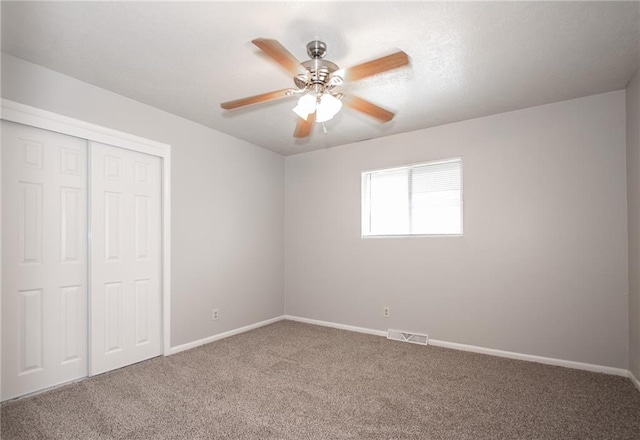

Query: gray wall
285,91,629,369
1,54,285,348
628,70,640,379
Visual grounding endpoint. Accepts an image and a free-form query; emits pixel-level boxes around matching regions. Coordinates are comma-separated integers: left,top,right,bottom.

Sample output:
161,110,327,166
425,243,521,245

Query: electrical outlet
383,306,390,318
212,308,219,321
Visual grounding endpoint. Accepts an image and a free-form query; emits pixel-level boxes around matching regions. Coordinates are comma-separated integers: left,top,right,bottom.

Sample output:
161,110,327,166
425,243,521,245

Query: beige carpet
2,320,640,439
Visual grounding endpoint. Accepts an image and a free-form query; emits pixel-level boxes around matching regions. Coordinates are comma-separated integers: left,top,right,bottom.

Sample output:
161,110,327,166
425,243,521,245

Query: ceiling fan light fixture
293,92,342,123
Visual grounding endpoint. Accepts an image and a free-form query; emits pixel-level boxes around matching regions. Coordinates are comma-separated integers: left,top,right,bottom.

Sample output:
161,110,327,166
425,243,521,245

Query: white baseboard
284,315,387,337
169,315,285,355
284,315,629,377
630,370,640,393
428,339,628,377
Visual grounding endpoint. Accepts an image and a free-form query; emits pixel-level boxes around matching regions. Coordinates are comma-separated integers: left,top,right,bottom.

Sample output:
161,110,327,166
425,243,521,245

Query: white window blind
362,158,462,236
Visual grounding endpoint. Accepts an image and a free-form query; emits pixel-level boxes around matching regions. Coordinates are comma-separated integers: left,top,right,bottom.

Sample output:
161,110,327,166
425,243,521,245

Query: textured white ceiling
2,1,639,156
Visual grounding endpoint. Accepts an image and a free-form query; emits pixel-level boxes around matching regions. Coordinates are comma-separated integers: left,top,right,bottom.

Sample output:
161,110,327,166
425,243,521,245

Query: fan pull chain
322,122,328,134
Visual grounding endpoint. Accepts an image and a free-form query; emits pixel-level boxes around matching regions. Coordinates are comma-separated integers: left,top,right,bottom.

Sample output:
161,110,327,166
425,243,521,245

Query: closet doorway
1,101,171,401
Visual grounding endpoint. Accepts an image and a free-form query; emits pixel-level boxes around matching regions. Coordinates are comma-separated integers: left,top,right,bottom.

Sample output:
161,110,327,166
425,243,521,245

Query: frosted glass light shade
292,93,317,120
316,94,343,123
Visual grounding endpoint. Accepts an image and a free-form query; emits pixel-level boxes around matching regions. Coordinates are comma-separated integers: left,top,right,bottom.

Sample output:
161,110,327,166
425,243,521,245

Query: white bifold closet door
1,121,88,401
89,142,162,375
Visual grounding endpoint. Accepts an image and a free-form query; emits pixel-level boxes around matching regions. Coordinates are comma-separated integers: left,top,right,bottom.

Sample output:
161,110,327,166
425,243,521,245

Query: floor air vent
387,329,428,346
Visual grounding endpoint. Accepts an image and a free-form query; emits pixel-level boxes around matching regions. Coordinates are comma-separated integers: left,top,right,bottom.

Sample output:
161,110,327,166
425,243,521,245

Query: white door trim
1,99,172,356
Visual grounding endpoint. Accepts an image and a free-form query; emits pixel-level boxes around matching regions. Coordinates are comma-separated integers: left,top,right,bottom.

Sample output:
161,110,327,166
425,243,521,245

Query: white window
362,158,462,236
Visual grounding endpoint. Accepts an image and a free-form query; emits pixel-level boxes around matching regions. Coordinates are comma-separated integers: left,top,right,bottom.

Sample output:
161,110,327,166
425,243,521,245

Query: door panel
90,142,161,375
1,121,88,401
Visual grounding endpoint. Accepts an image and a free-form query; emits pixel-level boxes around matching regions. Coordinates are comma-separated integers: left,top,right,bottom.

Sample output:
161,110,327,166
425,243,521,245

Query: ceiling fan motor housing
294,41,342,92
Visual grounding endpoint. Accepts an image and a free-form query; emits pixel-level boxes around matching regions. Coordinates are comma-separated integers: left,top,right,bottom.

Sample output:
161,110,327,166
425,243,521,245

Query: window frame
361,157,464,238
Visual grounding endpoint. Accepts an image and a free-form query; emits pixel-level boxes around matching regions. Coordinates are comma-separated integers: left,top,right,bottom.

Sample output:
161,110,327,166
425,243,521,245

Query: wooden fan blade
343,95,395,123
340,51,409,83
252,38,307,76
220,88,294,110
293,111,316,138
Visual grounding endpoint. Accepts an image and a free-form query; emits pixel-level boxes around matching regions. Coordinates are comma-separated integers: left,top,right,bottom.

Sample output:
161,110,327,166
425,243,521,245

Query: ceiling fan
220,38,410,138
